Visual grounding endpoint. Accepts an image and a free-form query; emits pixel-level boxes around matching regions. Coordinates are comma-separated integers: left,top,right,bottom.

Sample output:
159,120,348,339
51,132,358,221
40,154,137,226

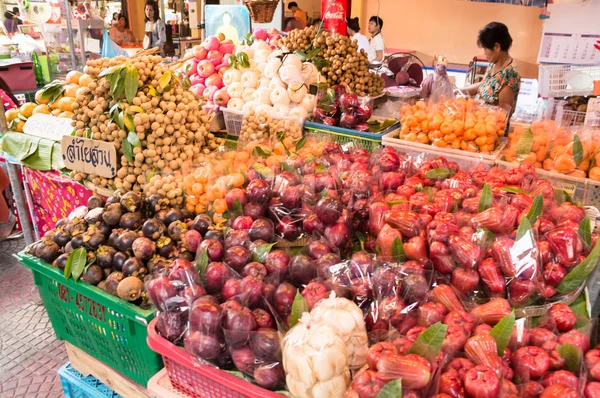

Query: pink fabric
24,168,97,235
1,89,17,111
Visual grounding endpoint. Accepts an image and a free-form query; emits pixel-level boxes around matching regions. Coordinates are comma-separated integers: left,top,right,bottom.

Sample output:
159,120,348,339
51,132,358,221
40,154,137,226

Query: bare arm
374,50,384,63
497,85,515,114
459,82,481,96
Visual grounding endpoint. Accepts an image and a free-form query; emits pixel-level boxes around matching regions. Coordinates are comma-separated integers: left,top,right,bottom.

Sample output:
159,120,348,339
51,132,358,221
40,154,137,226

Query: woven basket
244,0,279,23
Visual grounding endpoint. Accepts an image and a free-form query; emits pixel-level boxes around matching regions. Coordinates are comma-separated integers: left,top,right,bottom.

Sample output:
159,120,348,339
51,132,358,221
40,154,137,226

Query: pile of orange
183,151,251,217
182,136,329,221
399,98,507,154
503,120,600,181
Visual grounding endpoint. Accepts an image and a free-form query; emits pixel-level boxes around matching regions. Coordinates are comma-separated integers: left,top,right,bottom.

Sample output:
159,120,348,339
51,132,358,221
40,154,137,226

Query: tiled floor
0,239,66,398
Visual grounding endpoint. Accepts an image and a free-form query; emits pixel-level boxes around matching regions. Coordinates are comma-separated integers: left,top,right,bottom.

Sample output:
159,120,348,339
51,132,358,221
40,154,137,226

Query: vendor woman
143,1,166,53
459,22,520,114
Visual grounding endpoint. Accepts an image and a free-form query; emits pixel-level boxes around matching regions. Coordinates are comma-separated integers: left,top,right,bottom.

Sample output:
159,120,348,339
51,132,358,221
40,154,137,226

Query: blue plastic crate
58,363,123,398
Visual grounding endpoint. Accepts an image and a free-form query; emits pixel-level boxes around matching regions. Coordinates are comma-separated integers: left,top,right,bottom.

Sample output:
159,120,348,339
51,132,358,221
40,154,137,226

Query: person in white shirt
367,16,385,63
346,17,370,56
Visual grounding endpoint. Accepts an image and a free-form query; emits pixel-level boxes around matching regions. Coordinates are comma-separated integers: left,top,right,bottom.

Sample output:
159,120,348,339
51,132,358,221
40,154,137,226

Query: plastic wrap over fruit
282,313,350,398
310,292,369,369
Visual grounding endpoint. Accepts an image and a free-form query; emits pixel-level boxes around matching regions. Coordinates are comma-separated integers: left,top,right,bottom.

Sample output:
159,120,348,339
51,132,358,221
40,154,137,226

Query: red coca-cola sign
322,0,347,36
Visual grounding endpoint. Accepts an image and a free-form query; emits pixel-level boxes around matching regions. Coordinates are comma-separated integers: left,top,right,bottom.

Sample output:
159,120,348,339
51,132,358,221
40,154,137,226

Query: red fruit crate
147,318,286,398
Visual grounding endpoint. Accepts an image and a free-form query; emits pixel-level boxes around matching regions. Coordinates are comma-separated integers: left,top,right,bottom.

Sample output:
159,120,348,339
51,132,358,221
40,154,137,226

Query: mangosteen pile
27,190,207,308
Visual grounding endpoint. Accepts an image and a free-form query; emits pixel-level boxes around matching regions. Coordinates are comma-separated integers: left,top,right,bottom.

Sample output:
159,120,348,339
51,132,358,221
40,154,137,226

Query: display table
23,168,96,238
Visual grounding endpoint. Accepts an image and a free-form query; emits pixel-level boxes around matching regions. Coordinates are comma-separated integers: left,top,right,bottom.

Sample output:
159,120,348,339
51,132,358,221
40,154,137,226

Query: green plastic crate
304,121,398,153
18,252,163,386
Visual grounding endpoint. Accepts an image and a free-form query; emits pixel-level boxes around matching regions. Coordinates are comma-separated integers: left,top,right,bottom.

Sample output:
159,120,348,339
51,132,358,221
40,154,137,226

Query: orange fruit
554,154,577,174
5,108,19,122
213,198,227,214
14,120,25,132
578,158,591,172
51,109,62,117
32,104,51,115
35,89,50,105
536,147,547,162
49,93,64,110
19,102,37,118
568,170,586,178
57,97,75,112
66,70,83,85
78,74,93,87
76,86,90,97
58,111,74,119
186,203,196,213
64,84,80,98
589,167,600,181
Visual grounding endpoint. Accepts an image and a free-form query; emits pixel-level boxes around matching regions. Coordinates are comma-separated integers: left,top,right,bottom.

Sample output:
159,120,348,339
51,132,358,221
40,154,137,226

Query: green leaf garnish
490,311,515,356
515,128,534,159
408,322,448,363
557,236,600,294
478,183,492,213
289,292,309,328
251,242,277,263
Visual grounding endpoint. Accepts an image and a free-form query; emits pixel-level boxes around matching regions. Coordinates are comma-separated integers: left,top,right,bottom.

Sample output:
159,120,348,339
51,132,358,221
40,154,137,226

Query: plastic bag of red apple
432,300,597,398
346,321,449,398
311,84,375,131
146,258,209,345
360,258,434,344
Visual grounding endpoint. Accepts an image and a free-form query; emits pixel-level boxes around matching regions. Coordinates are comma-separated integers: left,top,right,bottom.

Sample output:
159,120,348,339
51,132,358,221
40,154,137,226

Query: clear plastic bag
421,64,455,104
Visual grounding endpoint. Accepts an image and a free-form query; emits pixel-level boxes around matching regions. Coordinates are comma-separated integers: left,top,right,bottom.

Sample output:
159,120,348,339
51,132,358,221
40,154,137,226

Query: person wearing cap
346,17,369,55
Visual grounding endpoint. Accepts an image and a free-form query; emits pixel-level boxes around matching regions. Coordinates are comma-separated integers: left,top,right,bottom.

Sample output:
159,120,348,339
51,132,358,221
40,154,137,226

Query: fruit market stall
6,22,600,398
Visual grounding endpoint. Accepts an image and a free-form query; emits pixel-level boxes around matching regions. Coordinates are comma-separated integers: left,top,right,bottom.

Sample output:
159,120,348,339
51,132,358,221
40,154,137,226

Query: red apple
205,73,223,89
197,59,215,78
213,88,230,107
203,36,220,51
194,46,208,60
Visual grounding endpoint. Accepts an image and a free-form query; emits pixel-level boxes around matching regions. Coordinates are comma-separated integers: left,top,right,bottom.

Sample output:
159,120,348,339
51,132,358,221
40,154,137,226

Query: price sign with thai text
61,136,117,178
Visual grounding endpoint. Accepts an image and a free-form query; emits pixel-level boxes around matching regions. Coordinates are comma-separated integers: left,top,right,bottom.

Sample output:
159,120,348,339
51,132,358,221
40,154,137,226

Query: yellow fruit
49,93,64,110
32,104,51,115
58,111,74,119
51,109,62,117
35,89,50,105
57,97,75,112
78,74,93,87
64,84,80,98
19,102,37,118
15,120,25,132
5,108,19,122
66,70,83,85
76,86,90,97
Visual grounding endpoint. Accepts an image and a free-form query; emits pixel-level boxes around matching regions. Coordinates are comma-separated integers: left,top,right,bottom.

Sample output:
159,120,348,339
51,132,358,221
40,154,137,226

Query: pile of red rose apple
141,143,600,397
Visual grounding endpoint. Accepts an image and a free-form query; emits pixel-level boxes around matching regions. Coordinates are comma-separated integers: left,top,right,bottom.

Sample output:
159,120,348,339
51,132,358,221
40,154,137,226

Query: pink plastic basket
148,368,193,398
147,318,285,398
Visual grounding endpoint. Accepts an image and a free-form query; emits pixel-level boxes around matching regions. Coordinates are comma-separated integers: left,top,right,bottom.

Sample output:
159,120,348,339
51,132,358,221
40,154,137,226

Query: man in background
287,2,307,27
12,8,22,25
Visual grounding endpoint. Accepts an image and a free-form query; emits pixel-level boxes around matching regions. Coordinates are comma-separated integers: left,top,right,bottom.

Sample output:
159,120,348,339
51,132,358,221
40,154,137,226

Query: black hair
477,22,513,51
144,1,160,22
288,2,298,9
113,12,119,19
4,11,13,19
347,17,360,33
117,13,129,28
12,7,19,14
369,16,383,30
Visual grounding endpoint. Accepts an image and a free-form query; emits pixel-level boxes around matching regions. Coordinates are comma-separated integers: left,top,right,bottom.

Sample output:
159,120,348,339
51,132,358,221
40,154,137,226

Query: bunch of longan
70,51,223,193
281,27,384,97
